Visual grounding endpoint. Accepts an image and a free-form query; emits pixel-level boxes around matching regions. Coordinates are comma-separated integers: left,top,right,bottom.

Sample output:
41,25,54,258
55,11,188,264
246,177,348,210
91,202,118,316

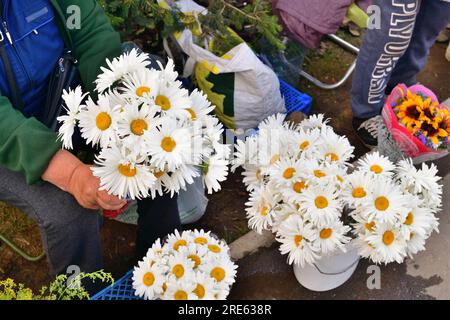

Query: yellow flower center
208,244,221,253
130,119,148,136
186,108,197,120
172,264,185,278
173,239,187,250
136,86,151,97
314,170,326,178
336,175,344,183
194,284,206,299
404,212,414,225
370,165,383,174
188,254,201,269
293,181,306,193
256,169,262,181
155,95,171,111
260,206,268,216
283,167,296,179
365,221,375,232
294,235,303,247
194,237,208,245
300,141,310,150
382,230,395,245
161,137,176,152
270,154,280,165
95,112,112,131
210,267,226,282
315,196,329,209
174,290,188,300
118,164,137,177
153,170,165,179
375,196,390,211
352,187,367,198
325,153,339,162
320,228,333,239
143,272,155,287
162,283,167,293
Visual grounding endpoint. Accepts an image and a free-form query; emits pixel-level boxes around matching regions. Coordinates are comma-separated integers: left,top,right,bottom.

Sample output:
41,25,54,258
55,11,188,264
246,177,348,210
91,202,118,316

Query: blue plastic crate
279,79,312,115
91,79,312,301
91,270,140,300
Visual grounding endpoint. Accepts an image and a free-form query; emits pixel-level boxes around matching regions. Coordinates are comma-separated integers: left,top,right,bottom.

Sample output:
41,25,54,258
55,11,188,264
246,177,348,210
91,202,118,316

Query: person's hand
42,150,126,210
67,164,126,210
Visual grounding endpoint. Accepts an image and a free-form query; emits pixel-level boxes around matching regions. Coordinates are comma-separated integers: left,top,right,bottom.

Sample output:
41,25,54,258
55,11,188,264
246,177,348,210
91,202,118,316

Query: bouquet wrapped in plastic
380,83,449,163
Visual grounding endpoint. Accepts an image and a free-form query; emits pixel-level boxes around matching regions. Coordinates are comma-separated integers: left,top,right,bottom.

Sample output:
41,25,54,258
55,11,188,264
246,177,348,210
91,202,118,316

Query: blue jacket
0,0,64,118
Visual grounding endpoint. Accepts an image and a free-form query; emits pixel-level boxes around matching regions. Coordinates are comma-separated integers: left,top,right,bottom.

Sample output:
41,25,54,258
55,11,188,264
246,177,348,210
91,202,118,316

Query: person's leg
387,0,450,92
351,0,421,119
136,194,181,257
0,166,103,277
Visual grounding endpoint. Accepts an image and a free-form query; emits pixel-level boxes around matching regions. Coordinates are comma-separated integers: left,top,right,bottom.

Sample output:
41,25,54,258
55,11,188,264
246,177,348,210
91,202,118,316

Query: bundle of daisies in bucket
232,114,355,267
57,49,230,200
346,152,442,264
132,229,237,300
381,83,449,161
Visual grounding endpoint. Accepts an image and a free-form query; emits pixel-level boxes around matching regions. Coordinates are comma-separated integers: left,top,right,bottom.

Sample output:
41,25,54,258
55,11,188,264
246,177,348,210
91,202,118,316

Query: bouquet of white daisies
346,152,442,264
57,49,230,199
132,229,237,300
232,113,355,267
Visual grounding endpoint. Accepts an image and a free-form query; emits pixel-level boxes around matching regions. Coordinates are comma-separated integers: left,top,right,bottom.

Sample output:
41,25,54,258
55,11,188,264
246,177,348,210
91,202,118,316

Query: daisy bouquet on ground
232,113,355,267
346,152,442,264
381,83,449,161
58,49,230,201
132,229,237,300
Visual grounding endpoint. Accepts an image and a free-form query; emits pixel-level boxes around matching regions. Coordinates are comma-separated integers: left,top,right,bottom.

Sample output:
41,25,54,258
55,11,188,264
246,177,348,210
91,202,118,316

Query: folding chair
279,3,369,90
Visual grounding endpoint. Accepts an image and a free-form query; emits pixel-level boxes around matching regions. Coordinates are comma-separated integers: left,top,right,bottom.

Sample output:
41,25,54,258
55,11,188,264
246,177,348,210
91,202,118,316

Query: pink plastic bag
381,84,448,161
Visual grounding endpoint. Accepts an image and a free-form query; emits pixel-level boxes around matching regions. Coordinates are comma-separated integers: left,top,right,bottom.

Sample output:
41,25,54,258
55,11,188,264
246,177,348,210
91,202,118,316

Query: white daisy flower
92,146,156,200
366,223,407,264
299,113,330,130
116,103,159,153
280,178,309,205
57,86,88,150
202,154,229,194
276,215,320,267
132,259,164,300
163,164,200,197
357,151,396,177
400,201,439,239
187,89,215,122
191,229,214,246
271,203,301,233
146,118,200,171
288,128,321,159
154,82,191,118
242,165,265,191
96,48,151,93
298,183,342,227
318,127,354,164
167,251,195,280
353,237,383,264
245,184,281,233
405,232,427,258
269,157,302,187
201,256,237,287
78,94,119,148
120,68,160,102
232,136,259,171
361,179,409,225
192,272,217,300
179,243,209,270
158,58,179,84
257,113,287,131
313,220,351,255
166,229,194,251
164,279,197,300
342,171,375,208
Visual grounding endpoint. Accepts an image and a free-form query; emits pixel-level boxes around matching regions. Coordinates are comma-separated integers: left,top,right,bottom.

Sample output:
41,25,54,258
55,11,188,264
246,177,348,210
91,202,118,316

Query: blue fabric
351,0,450,119
0,0,64,118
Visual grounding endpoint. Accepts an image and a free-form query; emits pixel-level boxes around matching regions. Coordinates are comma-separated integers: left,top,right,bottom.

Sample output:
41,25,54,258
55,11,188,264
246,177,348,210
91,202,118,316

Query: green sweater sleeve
62,0,122,92
0,96,62,184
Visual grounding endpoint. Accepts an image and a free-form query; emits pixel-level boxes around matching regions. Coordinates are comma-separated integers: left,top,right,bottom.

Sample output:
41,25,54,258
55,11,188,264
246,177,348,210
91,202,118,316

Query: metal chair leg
296,33,360,90
0,233,45,262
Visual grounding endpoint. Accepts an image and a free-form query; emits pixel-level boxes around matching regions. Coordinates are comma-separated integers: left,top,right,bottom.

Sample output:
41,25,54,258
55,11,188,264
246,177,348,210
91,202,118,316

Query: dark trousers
0,165,181,277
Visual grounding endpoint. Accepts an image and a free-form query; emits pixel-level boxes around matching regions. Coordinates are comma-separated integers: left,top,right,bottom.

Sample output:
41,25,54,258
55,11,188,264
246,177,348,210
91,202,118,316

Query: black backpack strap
0,0,25,110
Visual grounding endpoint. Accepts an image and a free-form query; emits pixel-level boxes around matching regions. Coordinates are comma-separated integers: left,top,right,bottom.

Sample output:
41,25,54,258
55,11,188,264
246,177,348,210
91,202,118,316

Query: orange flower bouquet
381,84,449,162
